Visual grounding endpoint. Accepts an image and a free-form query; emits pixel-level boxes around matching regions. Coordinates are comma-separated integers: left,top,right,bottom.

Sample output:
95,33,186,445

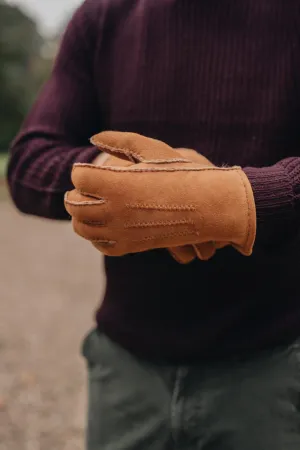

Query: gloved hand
90,146,217,263
65,132,256,258
107,148,216,264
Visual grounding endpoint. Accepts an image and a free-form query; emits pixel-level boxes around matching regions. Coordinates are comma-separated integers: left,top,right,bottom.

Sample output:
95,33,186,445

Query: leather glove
65,132,256,257
86,148,216,264
91,147,217,263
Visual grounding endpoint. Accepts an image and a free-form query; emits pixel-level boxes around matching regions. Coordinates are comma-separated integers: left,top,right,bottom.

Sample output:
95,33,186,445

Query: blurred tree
0,0,53,152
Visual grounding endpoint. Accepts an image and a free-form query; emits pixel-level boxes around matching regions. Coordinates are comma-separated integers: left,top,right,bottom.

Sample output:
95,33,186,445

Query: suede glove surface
100,147,218,263
65,132,256,258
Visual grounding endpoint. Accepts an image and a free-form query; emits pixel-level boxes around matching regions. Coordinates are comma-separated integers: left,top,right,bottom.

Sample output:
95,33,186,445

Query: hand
65,132,256,258
90,146,216,263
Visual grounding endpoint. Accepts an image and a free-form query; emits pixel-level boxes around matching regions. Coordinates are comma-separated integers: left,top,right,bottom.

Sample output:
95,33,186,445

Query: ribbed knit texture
7,0,300,361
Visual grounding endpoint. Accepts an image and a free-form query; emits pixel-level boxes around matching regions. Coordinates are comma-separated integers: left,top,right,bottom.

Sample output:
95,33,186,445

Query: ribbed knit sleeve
244,158,300,245
6,0,101,220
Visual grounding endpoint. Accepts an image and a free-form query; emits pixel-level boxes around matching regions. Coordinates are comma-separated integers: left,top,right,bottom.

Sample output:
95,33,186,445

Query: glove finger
64,190,107,224
193,242,216,260
71,161,204,198
72,217,113,243
71,164,106,194
71,163,144,197
90,131,189,164
214,242,229,249
169,241,226,264
92,240,121,256
168,245,196,264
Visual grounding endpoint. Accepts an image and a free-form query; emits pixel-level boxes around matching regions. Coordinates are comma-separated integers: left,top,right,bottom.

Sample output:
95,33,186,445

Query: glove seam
92,239,116,246
126,203,196,211
77,189,108,202
73,163,241,173
124,219,194,228
64,191,106,206
236,169,252,254
90,137,190,164
134,229,200,243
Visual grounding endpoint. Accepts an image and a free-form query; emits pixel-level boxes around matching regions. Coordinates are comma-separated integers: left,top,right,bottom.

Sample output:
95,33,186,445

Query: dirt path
0,188,105,450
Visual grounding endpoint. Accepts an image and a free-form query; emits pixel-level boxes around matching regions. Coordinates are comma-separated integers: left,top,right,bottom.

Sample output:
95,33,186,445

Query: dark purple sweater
7,0,300,361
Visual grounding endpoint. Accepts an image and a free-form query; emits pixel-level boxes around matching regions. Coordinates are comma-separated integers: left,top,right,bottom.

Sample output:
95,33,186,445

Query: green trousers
82,329,300,450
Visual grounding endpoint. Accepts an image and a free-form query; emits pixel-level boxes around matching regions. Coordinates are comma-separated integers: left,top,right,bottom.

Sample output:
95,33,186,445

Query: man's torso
89,0,300,361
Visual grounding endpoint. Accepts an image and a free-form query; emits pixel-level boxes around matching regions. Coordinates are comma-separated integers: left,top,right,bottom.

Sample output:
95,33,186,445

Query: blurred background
0,1,105,448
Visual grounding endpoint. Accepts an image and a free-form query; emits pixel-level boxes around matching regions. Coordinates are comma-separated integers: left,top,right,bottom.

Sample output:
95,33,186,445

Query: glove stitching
91,239,116,246
90,138,190,163
124,219,194,228
126,203,196,211
236,169,252,253
81,220,106,227
74,163,241,173
64,192,106,206
77,189,108,202
135,230,200,243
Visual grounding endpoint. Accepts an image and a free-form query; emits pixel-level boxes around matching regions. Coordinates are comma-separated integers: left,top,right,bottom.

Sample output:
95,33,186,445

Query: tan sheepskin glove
65,132,256,258
99,148,218,263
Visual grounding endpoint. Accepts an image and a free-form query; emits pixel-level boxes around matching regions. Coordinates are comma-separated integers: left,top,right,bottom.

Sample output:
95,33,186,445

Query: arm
6,0,101,220
244,158,300,246
66,131,300,256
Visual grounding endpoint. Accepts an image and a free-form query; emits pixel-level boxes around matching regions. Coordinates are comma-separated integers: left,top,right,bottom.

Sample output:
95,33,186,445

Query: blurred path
0,190,105,450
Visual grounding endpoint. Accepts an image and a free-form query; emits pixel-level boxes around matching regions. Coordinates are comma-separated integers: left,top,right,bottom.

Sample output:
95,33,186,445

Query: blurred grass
0,153,8,179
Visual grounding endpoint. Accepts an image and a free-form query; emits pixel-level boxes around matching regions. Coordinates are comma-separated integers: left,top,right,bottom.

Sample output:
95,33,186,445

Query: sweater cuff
243,164,295,245
74,145,100,164
63,146,99,220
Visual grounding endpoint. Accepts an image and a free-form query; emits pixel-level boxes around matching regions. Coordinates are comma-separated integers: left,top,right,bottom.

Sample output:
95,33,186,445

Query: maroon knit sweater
7,0,300,361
